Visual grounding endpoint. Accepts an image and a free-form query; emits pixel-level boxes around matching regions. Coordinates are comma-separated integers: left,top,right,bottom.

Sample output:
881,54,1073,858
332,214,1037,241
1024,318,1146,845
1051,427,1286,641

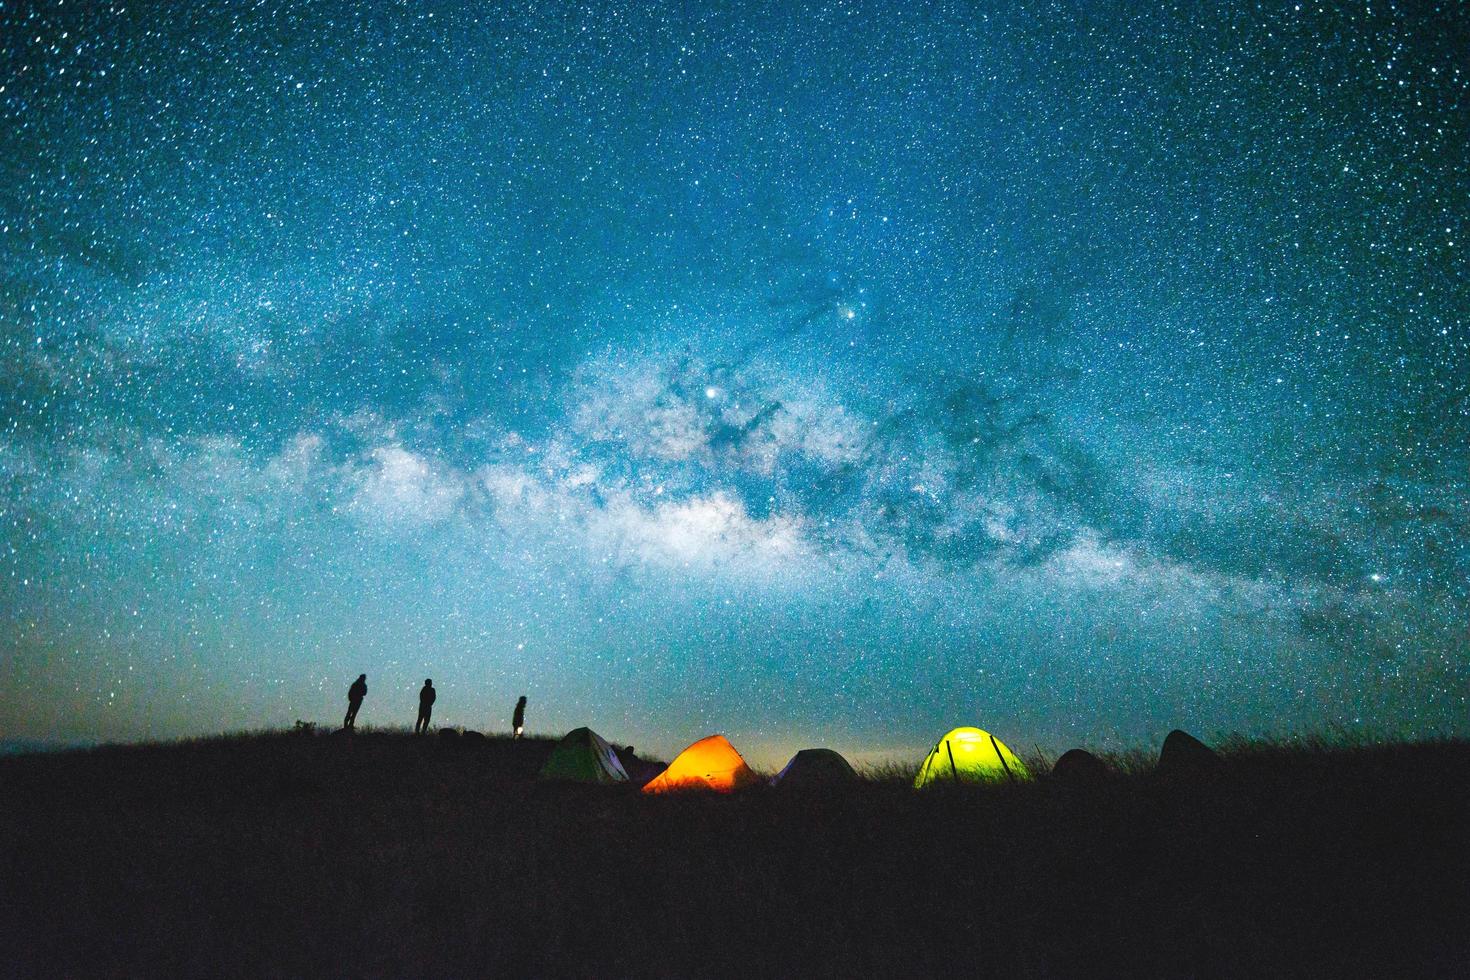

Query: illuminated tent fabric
642,734,758,794
538,727,630,784
913,727,1031,788
771,748,859,788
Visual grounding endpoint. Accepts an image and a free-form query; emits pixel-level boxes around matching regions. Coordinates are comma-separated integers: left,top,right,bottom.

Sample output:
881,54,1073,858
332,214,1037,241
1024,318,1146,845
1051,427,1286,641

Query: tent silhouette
642,734,758,794
1157,729,1221,775
771,748,859,788
538,727,630,784
914,727,1031,787
1051,747,1109,780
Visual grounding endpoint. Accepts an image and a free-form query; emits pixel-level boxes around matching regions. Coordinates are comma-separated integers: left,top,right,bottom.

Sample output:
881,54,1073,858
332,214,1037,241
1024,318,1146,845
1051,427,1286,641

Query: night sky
3,0,1466,765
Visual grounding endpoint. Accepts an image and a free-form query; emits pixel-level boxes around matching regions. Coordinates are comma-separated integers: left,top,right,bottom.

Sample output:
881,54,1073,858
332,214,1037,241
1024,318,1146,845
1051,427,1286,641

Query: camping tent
1156,729,1220,775
913,727,1031,788
771,748,859,788
1051,747,1109,780
538,727,630,784
642,734,758,794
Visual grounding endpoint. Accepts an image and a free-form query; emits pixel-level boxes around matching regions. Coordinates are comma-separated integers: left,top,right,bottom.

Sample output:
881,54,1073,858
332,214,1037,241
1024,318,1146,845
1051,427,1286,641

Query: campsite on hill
1,729,1467,977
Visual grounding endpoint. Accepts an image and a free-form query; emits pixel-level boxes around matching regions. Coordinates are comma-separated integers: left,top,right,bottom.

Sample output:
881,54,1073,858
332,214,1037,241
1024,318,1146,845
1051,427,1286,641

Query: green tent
914,727,1031,788
538,727,630,784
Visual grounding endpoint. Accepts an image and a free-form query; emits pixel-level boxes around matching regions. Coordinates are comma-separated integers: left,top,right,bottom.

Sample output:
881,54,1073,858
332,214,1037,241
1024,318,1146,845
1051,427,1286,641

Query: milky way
2,0,1466,763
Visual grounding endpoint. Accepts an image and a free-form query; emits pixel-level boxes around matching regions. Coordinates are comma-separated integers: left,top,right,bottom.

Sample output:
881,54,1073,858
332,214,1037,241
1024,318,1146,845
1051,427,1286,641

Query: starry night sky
2,0,1467,764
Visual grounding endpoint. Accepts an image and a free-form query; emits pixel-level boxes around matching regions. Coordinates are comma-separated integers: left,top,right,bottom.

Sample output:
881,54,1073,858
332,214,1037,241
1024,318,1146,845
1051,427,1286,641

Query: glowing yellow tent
642,734,759,794
914,727,1031,788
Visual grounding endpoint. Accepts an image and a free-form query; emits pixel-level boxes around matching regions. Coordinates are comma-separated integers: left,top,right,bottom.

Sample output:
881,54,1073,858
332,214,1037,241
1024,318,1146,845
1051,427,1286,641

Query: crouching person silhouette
344,674,367,730
416,679,436,735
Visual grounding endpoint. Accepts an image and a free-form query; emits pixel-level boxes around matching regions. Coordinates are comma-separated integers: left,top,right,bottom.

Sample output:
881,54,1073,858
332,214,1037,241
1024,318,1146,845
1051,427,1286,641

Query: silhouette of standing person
344,674,367,730
512,695,527,739
416,678,436,735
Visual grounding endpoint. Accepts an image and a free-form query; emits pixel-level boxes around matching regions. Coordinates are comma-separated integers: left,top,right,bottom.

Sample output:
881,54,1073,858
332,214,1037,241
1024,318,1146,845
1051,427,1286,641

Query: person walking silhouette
344,674,367,730
512,695,527,739
416,679,436,735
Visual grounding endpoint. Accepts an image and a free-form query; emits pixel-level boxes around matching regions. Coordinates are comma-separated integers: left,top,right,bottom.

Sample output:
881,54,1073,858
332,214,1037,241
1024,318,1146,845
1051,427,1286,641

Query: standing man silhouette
416,679,436,735
344,674,367,730
512,695,527,739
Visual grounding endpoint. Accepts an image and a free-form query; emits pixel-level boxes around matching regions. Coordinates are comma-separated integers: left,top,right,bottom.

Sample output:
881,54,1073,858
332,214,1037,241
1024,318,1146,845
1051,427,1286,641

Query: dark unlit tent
539,727,630,784
1051,748,1109,780
1157,729,1221,775
771,748,859,788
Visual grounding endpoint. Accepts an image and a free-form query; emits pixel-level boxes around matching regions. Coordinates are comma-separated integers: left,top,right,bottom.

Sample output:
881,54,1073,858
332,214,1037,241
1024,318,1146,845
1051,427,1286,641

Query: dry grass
2,730,1468,977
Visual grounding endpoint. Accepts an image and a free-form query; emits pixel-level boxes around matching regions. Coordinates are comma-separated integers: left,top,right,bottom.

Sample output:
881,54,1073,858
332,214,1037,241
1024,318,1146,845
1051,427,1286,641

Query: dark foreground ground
1,732,1468,978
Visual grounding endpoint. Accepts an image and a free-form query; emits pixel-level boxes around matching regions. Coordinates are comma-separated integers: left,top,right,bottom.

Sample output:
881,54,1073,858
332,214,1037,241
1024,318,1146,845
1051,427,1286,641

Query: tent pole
991,734,1015,783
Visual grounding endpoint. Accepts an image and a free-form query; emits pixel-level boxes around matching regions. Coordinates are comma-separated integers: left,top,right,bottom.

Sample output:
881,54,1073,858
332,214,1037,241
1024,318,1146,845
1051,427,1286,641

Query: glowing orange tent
641,734,759,794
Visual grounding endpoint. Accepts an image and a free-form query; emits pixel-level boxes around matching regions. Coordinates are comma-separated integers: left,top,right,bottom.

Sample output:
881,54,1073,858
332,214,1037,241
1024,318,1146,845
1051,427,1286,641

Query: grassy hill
2,730,1467,977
